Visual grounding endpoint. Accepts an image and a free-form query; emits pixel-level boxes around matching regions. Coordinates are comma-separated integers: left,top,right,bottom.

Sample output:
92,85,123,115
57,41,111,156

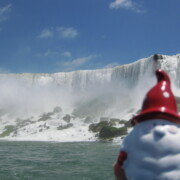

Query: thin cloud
59,55,97,71
44,49,61,57
110,0,134,9
36,49,61,58
109,0,144,13
0,4,12,23
63,51,72,57
63,56,92,67
36,49,72,59
38,28,53,39
104,62,119,69
38,27,78,39
56,27,78,39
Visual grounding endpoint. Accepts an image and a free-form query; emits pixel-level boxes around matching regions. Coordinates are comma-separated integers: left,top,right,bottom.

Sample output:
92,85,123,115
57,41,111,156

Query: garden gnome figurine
114,69,180,180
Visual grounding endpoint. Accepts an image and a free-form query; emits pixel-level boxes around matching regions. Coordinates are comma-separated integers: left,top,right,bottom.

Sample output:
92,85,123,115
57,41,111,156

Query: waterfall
1,54,179,90
0,53,179,141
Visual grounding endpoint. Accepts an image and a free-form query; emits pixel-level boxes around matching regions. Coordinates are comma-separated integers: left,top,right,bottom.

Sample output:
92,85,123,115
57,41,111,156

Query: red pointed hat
131,69,180,126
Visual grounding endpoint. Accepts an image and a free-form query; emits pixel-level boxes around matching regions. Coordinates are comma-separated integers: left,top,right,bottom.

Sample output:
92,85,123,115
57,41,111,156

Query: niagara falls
0,54,180,142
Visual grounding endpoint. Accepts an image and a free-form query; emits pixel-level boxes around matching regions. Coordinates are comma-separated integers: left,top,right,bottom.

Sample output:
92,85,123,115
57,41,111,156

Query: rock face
89,121,109,133
57,123,73,130
88,96,180,140
63,114,71,123
153,54,163,61
0,125,16,137
89,120,128,140
99,126,127,139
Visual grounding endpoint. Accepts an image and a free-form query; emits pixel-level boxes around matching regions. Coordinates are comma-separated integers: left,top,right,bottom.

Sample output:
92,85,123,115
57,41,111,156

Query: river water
0,141,119,180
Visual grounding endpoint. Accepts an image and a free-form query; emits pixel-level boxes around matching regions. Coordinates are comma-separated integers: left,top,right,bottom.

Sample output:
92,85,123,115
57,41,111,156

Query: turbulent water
0,54,180,141
0,141,119,180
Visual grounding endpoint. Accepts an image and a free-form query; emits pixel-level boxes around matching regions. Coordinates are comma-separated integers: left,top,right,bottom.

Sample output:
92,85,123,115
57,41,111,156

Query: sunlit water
0,141,119,180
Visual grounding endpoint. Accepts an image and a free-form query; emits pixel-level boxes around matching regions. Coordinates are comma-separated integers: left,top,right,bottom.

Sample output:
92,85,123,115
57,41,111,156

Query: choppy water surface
0,141,119,180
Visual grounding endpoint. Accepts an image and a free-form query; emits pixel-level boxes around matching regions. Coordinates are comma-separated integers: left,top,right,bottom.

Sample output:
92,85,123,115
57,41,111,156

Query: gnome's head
131,69,180,126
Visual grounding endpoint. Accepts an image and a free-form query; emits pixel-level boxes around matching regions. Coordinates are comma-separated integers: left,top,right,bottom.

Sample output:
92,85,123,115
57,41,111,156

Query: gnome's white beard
121,119,180,180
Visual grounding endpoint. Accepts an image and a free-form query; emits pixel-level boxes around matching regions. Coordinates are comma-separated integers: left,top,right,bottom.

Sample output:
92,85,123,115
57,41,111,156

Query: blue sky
0,0,180,73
